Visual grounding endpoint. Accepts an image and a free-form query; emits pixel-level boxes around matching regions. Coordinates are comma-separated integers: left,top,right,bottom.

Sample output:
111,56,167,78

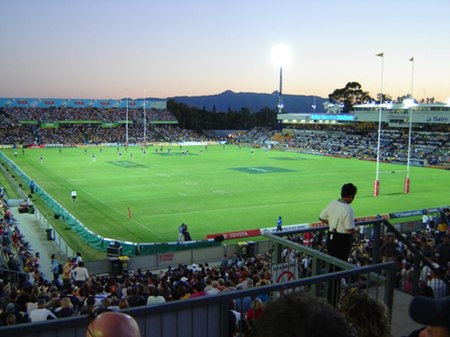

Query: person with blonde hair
340,291,391,337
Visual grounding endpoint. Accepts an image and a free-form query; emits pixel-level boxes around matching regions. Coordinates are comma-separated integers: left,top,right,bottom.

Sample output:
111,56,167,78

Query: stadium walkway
8,199,66,281
8,198,422,336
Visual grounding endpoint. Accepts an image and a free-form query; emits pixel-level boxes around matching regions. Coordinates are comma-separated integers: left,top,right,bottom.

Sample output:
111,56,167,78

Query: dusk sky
1,0,449,102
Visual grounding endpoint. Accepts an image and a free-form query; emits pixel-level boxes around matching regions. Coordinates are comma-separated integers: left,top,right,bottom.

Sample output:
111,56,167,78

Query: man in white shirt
319,183,357,261
29,299,57,322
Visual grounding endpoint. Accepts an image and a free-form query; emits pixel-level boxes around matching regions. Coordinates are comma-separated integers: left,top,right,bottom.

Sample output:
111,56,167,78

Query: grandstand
276,101,450,169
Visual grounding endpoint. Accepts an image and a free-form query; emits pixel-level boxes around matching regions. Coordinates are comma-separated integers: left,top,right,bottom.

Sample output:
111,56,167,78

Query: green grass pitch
2,145,449,244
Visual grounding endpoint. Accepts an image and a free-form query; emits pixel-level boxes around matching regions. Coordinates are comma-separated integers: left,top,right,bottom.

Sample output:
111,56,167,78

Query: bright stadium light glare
403,98,416,109
272,44,292,69
446,98,450,106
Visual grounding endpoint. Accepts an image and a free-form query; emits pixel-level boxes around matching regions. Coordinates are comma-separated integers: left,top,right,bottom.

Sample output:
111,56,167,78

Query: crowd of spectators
0,123,210,146
236,124,449,168
1,198,448,330
1,107,177,124
0,106,206,146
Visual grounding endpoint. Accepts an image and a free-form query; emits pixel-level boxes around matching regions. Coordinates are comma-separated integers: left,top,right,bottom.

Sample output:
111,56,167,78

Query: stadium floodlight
272,44,292,114
403,98,417,193
143,89,147,146
374,52,384,197
409,57,415,98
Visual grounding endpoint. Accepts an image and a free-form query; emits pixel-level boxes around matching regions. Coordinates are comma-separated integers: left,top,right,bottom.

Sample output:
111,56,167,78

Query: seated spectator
55,297,75,318
146,287,166,306
29,299,56,322
190,282,206,298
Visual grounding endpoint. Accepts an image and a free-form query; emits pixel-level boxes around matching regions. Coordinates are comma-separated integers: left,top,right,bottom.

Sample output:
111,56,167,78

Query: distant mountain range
170,90,327,114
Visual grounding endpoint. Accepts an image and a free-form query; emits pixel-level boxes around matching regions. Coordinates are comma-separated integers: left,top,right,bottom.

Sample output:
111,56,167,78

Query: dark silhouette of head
86,311,141,337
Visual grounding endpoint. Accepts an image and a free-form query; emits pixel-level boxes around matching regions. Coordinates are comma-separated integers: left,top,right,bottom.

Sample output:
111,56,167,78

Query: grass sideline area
1,145,449,247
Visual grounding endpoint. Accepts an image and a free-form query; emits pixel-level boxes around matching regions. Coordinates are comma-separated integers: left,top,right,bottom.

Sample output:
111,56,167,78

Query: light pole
272,45,291,115
278,66,283,114
374,52,384,197
125,89,129,147
143,89,147,146
403,98,416,193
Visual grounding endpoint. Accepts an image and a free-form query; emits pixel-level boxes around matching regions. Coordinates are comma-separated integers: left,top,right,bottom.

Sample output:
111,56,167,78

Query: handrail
380,219,450,292
267,218,450,295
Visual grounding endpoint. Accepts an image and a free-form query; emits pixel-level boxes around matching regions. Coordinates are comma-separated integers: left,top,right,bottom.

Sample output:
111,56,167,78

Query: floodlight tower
403,98,416,193
278,67,284,114
272,45,291,115
374,52,384,196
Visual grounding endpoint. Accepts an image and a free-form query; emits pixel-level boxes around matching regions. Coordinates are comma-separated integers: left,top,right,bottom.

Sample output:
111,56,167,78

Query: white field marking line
75,186,162,238
140,199,303,218
60,167,161,238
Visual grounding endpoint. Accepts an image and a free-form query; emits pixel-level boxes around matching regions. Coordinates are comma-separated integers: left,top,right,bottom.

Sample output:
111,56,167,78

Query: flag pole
125,89,129,147
374,52,384,196
410,57,415,98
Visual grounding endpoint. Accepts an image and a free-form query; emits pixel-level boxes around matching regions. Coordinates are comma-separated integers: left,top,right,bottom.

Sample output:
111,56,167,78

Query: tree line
168,82,402,129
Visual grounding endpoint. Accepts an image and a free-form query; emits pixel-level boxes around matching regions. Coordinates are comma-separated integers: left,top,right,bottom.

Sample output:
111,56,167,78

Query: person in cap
86,311,141,337
407,296,450,337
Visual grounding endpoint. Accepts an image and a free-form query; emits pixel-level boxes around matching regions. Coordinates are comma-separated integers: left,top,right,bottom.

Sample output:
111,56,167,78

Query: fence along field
1,145,449,244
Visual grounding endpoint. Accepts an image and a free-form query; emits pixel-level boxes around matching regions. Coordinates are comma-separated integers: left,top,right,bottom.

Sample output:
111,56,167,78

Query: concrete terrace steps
7,198,66,281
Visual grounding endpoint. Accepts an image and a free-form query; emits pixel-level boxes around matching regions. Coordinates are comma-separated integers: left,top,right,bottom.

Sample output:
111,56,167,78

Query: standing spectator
183,224,192,241
436,234,450,268
50,254,60,285
75,252,83,265
319,183,357,261
62,257,74,289
380,234,397,262
439,208,449,226
178,223,186,243
29,180,35,194
276,216,283,232
319,183,357,306
422,211,430,231
73,261,89,287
